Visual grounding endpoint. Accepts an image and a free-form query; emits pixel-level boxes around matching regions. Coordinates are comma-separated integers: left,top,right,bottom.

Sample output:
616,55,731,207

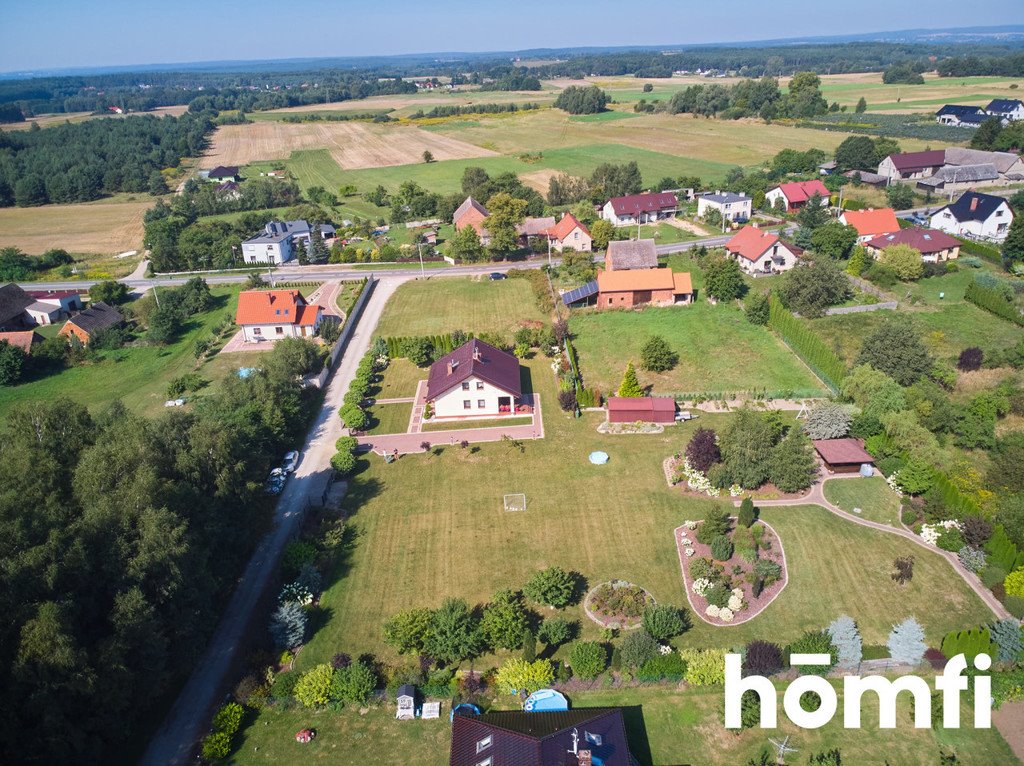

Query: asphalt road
137,276,406,766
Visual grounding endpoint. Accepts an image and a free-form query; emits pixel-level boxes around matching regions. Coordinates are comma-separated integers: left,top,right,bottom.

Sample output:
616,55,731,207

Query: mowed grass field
228,684,1017,766
374,277,546,338
0,195,152,255
302,354,992,671
570,302,826,397
823,476,903,527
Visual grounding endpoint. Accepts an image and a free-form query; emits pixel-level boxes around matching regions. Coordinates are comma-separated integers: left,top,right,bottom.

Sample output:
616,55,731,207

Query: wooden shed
813,438,874,474
607,396,676,424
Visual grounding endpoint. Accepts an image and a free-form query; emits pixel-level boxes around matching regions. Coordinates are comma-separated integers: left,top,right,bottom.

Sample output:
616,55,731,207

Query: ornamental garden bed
664,453,812,502
674,512,788,627
583,580,654,630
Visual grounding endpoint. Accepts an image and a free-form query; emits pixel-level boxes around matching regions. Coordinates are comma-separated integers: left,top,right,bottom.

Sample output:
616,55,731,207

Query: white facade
697,195,752,222
25,303,63,325
552,225,592,252
431,375,517,419
764,187,830,212
241,239,292,265
240,319,319,343
733,242,800,275
929,201,1013,242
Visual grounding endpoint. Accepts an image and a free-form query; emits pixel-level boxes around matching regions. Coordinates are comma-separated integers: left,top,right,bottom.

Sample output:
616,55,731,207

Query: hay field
202,120,499,169
0,196,150,254
266,88,555,117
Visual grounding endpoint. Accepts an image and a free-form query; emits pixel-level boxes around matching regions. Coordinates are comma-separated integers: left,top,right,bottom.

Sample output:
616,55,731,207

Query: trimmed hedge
986,525,1024,574
965,281,1024,326
955,237,1003,265
940,628,997,662
768,296,846,392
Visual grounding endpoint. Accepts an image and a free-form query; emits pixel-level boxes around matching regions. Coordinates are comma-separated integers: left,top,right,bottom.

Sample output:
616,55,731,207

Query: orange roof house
596,267,693,309
839,208,901,241
546,213,592,252
725,226,801,274
235,290,323,343
0,330,42,354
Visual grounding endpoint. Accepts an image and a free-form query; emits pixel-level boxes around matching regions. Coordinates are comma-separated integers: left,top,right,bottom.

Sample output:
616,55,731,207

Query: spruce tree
1002,213,1024,268
618,361,644,397
827,614,863,668
887,617,927,665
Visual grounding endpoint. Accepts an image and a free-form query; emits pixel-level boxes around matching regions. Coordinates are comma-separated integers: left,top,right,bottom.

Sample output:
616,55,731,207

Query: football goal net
503,493,527,512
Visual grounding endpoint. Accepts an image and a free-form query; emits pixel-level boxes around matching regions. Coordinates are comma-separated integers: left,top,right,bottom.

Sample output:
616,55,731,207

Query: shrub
268,601,307,649
753,559,782,584
737,497,756,528
524,566,580,608
744,640,784,676
332,660,377,704
294,663,335,708
537,616,574,647
621,630,660,669
704,582,730,608
1005,596,1024,620
1006,568,1024,599
382,607,432,654
557,388,577,412
745,291,770,325
981,565,1009,589
827,615,863,669
330,449,357,475
494,658,554,696
212,702,244,735
679,648,727,686
958,547,987,573
888,617,927,665
989,619,1023,663
270,670,299,699
696,508,731,544
642,604,689,640
787,631,838,674
962,516,993,548
937,526,965,552
201,732,232,762
710,535,734,562
568,641,608,680
640,335,678,372
891,555,915,585
958,347,984,371
803,402,852,440
689,557,715,580
685,427,721,473
637,653,688,682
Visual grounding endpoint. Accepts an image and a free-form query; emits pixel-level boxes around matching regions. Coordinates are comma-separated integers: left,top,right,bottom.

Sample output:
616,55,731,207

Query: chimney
577,750,593,766
970,197,978,211
447,361,453,375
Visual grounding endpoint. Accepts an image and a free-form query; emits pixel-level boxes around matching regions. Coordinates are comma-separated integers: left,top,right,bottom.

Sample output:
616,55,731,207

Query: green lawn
375,278,546,338
372,358,425,399
569,110,643,122
0,287,243,422
227,683,1017,766
420,416,532,432
569,302,827,398
822,476,903,527
366,402,413,435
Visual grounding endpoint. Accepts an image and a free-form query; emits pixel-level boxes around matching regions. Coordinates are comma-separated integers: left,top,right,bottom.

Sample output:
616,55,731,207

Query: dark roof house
605,239,657,270
885,150,946,174
605,192,678,218
935,104,986,119
935,191,1008,223
0,284,33,329
450,708,635,766
207,165,240,180
865,228,960,256
59,302,124,342
986,99,1024,116
426,339,522,400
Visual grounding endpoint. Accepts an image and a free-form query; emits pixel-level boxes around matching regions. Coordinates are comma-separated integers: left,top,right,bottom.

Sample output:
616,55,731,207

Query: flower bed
583,580,654,630
674,517,788,627
664,454,812,501
598,421,665,435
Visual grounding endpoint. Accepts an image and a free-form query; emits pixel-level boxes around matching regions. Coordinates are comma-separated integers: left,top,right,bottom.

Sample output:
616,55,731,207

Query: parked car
264,467,286,495
282,450,300,473
489,272,505,280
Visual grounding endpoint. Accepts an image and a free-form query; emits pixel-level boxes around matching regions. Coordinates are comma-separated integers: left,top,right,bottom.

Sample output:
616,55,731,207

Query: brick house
59,302,124,345
596,267,692,308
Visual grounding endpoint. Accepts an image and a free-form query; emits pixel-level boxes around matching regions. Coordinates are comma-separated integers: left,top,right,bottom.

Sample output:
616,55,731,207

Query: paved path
357,393,545,455
374,397,415,404
735,473,1011,621
138,276,406,766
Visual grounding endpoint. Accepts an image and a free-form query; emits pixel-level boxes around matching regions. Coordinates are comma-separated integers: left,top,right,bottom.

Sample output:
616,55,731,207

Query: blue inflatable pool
523,689,568,712
589,451,609,465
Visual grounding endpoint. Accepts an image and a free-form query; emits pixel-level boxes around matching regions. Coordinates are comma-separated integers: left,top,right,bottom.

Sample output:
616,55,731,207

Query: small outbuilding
396,684,416,720
607,396,676,424
813,438,874,474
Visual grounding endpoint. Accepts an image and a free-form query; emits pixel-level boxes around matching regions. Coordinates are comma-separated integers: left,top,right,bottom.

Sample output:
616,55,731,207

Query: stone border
597,421,665,435
582,581,655,631
674,517,789,627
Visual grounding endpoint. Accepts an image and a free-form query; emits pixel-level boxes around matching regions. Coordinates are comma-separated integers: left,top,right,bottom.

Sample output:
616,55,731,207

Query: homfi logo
723,652,993,730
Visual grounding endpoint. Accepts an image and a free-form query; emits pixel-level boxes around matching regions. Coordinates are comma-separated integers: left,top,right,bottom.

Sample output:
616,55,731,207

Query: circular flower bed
583,580,654,630
675,517,787,627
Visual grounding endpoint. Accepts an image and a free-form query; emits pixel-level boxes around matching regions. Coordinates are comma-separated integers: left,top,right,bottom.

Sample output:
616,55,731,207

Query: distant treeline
937,53,1024,77
410,102,539,119
0,112,214,207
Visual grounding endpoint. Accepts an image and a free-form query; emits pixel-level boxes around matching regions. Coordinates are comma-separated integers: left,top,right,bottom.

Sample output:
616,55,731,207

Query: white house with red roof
545,213,592,252
234,289,323,343
601,192,678,226
724,226,801,274
765,180,830,213
426,339,524,419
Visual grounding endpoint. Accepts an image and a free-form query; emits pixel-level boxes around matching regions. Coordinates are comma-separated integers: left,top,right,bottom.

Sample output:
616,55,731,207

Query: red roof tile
887,150,945,172
775,180,829,204
725,226,780,262
0,330,40,353
547,212,590,241
235,290,321,326
865,227,961,254
841,208,900,238
607,192,678,216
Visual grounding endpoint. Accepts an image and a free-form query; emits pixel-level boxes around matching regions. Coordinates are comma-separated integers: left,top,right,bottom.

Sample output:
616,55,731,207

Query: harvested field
518,168,560,193
0,197,151,254
4,105,189,131
202,121,498,169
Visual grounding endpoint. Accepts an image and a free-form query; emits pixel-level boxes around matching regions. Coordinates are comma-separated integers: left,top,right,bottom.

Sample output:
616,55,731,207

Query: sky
2,0,1023,73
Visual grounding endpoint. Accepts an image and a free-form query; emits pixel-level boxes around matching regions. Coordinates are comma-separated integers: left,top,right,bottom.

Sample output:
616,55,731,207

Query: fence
846,274,896,301
664,388,828,402
328,277,376,368
824,301,898,316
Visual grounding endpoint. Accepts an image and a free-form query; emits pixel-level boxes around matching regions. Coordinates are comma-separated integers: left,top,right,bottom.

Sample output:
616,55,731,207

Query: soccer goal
503,493,527,512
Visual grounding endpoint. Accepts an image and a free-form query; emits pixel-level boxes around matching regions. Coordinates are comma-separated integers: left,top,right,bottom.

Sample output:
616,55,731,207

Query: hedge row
564,335,602,407
987,525,1024,574
767,296,846,392
965,281,1024,326
384,334,461,359
940,628,997,663
931,472,983,519
955,237,1003,265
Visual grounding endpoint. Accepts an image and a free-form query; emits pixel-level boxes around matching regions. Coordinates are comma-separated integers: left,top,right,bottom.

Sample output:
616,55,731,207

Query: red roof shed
813,438,874,472
607,396,676,423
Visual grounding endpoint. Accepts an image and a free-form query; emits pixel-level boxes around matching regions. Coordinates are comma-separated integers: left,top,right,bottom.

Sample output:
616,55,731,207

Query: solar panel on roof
562,280,599,306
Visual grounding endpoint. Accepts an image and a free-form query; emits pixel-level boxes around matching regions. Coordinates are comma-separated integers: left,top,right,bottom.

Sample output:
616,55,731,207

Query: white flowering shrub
920,519,962,547
682,520,698,530
885,472,904,497
685,548,696,557
731,587,743,597
681,538,693,546
692,578,712,596
279,581,313,606
705,604,720,618
681,459,721,497
729,484,743,497
728,594,744,612
659,644,673,656
718,608,734,622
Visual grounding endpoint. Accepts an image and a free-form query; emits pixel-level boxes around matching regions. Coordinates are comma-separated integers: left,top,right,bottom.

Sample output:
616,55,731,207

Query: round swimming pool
589,451,609,465
523,689,569,712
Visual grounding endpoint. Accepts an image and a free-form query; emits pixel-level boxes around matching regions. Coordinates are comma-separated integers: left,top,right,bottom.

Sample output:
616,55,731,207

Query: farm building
0,330,42,354
607,396,676,423
59,302,124,345
838,208,901,242
877,150,946,181
929,191,1014,242
601,192,678,226
205,165,240,182
813,438,874,474
725,226,801,275
450,708,635,766
234,290,323,343
0,284,34,331
605,239,657,271
453,196,489,238
865,228,961,262
765,180,830,213
916,164,1000,194
425,339,524,419
596,268,692,309
697,191,752,223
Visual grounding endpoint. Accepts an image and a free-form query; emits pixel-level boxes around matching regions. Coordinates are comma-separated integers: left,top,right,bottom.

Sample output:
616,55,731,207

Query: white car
282,450,300,473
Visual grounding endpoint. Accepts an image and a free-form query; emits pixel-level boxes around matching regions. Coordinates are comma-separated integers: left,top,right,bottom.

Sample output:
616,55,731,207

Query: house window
996,210,1004,217
476,381,484,390
275,309,281,315
463,400,471,409
476,759,492,766
252,327,262,335
477,400,485,409
462,382,470,391
476,736,492,754
275,327,284,335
